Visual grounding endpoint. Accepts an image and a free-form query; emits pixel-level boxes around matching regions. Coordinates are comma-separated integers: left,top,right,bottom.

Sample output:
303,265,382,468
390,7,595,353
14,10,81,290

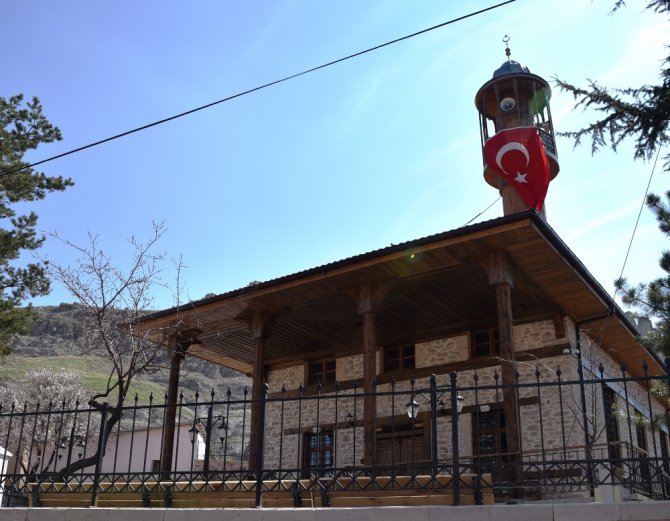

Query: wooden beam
186,345,254,375
357,283,380,466
160,335,191,477
375,342,570,385
247,311,273,471
483,251,521,492
553,309,566,339
138,219,535,331
483,250,514,288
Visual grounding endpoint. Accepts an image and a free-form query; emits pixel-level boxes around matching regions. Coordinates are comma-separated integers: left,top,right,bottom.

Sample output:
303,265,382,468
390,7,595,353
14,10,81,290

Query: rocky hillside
3,303,250,401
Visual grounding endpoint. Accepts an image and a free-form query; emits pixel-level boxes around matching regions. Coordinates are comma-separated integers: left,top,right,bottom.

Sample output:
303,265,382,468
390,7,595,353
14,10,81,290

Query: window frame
303,430,334,474
383,344,416,373
470,328,500,358
473,408,507,456
307,358,337,386
602,386,621,462
375,421,426,465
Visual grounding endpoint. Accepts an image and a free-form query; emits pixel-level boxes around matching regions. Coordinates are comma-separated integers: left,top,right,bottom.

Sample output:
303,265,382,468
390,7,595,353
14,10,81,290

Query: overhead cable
597,146,662,345
0,0,516,178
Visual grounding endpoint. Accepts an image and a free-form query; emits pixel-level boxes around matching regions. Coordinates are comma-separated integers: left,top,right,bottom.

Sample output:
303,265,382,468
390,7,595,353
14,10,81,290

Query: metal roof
139,210,665,377
492,59,531,78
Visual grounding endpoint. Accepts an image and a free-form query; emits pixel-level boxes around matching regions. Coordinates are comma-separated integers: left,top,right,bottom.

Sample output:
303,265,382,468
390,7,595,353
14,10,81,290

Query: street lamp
405,381,464,420
189,409,227,477
189,415,227,444
404,373,464,474
406,398,421,420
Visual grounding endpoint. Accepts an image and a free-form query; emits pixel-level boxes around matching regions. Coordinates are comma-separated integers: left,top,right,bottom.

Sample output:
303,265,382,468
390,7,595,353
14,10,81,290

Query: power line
597,146,662,346
0,0,516,178
463,197,501,226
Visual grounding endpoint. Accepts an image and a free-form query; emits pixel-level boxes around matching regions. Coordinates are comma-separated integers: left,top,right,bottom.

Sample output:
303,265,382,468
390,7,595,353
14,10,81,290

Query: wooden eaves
137,210,665,378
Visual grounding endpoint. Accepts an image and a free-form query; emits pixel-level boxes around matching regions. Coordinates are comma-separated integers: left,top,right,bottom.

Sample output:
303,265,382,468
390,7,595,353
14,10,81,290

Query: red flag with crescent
483,127,550,210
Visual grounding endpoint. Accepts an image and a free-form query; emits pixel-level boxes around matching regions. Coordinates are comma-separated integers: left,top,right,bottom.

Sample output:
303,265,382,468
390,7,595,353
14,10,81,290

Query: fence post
90,402,109,507
576,327,595,493
664,359,670,499
65,424,76,473
203,405,213,478
255,383,269,508
429,374,438,475
450,371,460,506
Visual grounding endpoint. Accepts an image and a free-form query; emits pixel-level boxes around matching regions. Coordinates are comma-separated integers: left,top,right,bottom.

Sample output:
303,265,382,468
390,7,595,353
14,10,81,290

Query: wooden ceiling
140,211,664,377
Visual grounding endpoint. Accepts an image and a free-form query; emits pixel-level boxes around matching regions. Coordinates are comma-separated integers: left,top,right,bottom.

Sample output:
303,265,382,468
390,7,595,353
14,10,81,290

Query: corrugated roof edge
139,209,667,370
141,210,537,321
530,213,666,371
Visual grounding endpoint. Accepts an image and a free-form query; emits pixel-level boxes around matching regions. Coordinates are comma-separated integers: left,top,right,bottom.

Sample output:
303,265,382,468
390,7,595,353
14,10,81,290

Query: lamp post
405,379,464,420
55,433,87,472
404,374,464,484
64,433,86,471
189,408,227,476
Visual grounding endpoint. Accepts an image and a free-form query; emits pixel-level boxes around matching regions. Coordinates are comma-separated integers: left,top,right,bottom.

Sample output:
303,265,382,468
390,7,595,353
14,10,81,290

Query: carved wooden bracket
167,328,203,359
482,250,514,288
552,309,566,339
236,309,283,339
354,282,392,315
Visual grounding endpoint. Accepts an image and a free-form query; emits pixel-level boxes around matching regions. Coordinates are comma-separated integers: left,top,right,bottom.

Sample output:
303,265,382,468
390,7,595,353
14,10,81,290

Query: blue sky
2,0,669,311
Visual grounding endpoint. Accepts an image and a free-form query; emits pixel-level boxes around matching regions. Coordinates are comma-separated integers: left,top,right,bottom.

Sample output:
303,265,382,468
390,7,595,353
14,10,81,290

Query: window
659,431,670,496
471,329,500,357
635,415,652,487
473,409,509,480
304,430,334,474
383,345,415,372
602,387,621,462
636,421,648,452
660,430,669,475
308,359,336,385
376,422,425,465
474,410,507,456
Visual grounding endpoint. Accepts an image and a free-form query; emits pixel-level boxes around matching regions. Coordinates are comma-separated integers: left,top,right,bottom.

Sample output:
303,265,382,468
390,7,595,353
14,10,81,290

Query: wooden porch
29,473,494,508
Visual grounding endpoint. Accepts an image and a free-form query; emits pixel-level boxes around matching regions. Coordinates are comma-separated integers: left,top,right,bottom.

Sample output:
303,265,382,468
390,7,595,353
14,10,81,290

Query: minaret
475,37,559,217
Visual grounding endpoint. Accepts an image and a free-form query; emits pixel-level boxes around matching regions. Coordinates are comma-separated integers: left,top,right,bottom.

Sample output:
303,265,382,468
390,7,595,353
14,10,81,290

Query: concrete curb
0,502,667,521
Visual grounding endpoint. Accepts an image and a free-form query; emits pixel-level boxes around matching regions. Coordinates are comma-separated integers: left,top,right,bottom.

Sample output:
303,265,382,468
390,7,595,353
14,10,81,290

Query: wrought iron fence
1,359,669,507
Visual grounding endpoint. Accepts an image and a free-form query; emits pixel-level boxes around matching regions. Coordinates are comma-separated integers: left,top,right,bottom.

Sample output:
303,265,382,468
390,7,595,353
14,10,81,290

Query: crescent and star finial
503,35,511,62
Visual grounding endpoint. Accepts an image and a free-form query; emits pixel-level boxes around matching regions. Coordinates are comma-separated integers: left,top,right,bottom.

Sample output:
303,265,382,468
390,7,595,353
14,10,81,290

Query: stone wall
260,361,587,468
260,316,664,469
266,364,303,389
266,319,567,393
578,329,668,462
514,319,561,351
416,335,468,367
337,353,364,381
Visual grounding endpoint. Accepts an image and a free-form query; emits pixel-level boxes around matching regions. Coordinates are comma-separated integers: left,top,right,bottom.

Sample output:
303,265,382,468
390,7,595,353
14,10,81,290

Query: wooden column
160,335,189,477
358,284,378,466
248,311,269,472
484,251,522,473
500,184,547,219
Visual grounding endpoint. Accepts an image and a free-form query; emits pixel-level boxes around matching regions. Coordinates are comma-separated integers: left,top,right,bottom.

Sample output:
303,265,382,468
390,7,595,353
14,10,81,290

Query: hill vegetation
2,303,250,403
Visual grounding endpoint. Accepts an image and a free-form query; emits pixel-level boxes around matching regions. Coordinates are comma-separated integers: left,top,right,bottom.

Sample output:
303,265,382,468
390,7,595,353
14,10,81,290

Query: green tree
616,193,670,355
0,95,73,356
555,1,670,164
556,0,670,354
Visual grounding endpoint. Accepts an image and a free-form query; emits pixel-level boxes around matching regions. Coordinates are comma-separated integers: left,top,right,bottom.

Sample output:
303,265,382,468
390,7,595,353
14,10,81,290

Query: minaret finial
503,35,511,62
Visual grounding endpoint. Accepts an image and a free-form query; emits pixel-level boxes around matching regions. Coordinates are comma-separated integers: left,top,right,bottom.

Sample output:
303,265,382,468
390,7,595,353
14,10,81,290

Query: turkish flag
483,127,550,210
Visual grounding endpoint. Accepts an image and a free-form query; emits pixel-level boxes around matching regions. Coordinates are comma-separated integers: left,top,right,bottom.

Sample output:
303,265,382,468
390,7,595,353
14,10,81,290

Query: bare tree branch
38,223,183,476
